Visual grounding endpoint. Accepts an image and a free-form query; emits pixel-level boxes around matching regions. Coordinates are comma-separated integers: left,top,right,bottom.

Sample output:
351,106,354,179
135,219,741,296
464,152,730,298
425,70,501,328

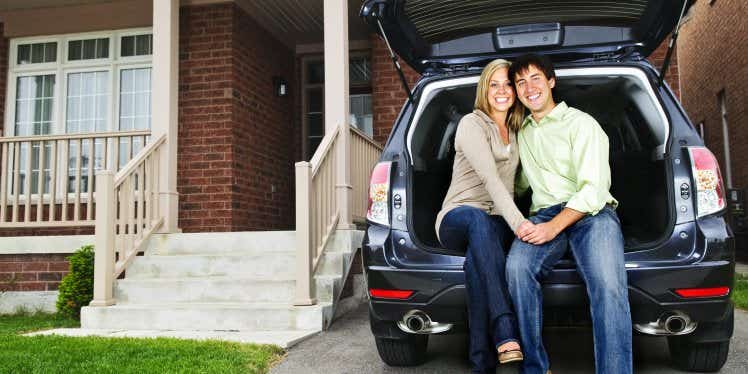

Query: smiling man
505,54,632,374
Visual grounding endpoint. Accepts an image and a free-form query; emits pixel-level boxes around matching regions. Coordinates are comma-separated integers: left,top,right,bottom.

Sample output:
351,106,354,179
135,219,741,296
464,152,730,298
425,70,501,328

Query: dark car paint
362,60,735,344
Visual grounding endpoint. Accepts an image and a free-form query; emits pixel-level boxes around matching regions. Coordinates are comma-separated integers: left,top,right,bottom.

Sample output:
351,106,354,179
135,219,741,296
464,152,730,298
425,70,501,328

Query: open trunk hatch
361,0,692,73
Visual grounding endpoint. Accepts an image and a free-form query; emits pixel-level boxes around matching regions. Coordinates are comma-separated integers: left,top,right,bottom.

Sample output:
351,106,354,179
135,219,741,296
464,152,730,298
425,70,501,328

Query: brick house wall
370,34,420,145
0,254,68,292
178,3,295,232
230,5,295,231
647,39,680,99
178,4,235,232
677,0,747,192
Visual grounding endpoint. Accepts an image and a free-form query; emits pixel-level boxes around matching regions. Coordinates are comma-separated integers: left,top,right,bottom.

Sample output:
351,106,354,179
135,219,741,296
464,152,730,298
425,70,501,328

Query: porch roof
0,0,371,49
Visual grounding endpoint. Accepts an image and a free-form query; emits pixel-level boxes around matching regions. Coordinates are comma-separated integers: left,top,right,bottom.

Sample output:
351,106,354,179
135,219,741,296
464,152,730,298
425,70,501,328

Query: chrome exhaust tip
397,310,453,334
633,311,697,336
664,313,689,334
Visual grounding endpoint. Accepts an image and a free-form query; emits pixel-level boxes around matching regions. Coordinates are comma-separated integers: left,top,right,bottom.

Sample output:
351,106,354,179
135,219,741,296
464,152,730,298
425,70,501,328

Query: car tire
667,338,729,372
375,334,428,366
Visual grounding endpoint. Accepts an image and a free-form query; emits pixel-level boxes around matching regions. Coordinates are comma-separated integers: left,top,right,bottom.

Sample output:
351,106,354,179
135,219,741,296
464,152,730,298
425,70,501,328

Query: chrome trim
634,311,697,336
397,309,454,334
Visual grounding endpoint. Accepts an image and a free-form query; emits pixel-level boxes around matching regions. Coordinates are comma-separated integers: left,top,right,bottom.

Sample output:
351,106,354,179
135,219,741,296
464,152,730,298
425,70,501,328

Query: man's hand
515,220,535,238
520,222,561,245
518,207,586,245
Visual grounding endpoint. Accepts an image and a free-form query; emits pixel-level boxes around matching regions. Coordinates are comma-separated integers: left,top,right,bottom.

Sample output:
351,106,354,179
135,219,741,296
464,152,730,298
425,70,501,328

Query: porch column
324,0,354,229
152,0,179,232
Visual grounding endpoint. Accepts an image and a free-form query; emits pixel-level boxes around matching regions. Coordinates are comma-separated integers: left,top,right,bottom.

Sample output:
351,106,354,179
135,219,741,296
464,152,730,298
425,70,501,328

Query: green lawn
0,313,284,374
733,273,748,310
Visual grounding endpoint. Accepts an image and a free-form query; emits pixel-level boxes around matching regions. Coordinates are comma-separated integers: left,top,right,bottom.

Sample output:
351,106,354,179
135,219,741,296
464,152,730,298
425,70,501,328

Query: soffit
0,0,110,12
0,0,371,49
234,0,370,48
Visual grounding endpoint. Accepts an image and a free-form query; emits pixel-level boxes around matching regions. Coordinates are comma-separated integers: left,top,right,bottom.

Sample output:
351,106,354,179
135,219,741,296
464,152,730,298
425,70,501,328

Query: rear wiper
659,0,690,87
373,14,414,104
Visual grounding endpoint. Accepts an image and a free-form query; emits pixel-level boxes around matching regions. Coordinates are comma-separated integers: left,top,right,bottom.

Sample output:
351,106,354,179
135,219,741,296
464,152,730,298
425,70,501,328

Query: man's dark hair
509,53,556,82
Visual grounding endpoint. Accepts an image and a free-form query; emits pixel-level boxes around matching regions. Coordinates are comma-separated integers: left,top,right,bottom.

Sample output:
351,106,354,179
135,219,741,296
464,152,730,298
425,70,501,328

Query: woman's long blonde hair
474,59,525,131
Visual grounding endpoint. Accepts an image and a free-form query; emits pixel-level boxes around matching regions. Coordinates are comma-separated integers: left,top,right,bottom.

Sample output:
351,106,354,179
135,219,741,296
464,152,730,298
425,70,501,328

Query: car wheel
375,334,428,366
667,337,729,372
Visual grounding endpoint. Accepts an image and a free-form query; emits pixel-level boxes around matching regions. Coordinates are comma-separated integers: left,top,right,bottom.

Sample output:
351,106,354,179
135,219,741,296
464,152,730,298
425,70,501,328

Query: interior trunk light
367,161,392,226
674,287,730,298
369,288,414,300
687,147,726,217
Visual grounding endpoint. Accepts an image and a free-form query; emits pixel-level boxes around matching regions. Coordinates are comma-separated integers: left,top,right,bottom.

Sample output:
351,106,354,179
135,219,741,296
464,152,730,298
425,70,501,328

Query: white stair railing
295,125,382,305
0,130,150,227
90,134,166,307
350,126,384,222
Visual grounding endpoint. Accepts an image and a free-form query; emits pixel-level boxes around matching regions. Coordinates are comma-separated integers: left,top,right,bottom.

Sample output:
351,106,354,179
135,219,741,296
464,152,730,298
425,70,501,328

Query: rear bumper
367,259,734,333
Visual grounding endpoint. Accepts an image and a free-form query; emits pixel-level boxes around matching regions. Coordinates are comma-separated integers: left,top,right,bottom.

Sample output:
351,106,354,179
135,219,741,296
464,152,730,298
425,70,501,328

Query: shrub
56,245,95,319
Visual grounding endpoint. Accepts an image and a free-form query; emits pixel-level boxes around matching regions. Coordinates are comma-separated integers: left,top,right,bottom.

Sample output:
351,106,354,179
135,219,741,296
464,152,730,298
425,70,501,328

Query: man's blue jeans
439,206,519,374
506,204,632,374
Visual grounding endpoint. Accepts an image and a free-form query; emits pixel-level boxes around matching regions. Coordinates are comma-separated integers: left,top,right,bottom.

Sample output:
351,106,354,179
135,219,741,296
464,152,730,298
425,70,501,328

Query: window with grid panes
5,30,152,196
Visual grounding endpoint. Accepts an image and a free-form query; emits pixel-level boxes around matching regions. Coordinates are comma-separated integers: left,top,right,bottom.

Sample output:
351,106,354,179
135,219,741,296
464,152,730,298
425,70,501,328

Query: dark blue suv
360,0,734,372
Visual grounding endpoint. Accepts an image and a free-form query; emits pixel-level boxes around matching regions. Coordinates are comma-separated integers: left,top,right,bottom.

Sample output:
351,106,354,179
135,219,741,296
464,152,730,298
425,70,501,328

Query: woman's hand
520,222,561,245
515,220,535,238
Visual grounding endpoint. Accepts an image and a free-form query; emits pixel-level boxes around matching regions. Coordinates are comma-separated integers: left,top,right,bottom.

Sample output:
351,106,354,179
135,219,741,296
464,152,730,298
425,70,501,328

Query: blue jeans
506,203,632,374
439,206,519,374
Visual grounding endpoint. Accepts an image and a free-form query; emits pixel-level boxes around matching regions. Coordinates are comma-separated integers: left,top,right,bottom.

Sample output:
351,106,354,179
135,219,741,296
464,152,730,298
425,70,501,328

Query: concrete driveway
271,303,748,373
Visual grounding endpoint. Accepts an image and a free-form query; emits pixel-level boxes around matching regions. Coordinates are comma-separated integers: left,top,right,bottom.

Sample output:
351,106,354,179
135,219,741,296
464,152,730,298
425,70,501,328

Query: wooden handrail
349,125,383,151
310,125,340,176
0,130,151,143
115,134,166,186
91,134,166,306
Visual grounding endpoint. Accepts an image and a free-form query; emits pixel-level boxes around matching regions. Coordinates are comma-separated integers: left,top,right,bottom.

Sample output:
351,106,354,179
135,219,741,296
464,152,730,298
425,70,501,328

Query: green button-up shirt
516,101,618,215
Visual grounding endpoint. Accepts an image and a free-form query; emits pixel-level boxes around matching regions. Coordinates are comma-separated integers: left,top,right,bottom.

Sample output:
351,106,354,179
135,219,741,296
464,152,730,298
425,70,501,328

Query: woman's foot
497,341,523,364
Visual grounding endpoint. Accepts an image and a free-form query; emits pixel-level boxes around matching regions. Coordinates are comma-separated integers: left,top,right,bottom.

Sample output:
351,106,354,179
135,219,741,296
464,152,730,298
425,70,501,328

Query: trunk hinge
373,14,414,104
659,0,690,87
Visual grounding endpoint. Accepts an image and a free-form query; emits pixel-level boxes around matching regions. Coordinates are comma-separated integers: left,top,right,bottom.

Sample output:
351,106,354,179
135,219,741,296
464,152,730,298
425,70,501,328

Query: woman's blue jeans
506,203,632,374
439,206,519,373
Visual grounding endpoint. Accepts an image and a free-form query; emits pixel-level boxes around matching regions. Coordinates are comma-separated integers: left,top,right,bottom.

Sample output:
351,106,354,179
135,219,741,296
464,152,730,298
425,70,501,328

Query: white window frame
5,28,152,137
4,28,152,203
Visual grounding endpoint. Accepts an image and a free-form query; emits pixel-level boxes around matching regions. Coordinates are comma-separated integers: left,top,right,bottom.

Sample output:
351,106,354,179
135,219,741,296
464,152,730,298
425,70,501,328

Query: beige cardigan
435,110,526,240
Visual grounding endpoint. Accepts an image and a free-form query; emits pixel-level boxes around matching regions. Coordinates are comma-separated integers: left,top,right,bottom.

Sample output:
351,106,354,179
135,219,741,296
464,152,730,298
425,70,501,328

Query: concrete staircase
79,230,363,347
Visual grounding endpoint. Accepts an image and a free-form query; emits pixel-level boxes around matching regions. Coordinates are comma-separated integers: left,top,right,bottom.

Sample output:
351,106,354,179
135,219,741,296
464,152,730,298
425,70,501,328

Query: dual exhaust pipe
397,310,453,334
634,311,697,336
400,309,697,336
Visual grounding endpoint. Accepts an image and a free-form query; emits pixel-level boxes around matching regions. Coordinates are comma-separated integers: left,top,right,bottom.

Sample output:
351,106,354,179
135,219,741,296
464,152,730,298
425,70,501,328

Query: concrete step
314,275,343,304
81,302,328,332
126,252,296,279
114,277,295,304
147,231,296,255
315,251,352,276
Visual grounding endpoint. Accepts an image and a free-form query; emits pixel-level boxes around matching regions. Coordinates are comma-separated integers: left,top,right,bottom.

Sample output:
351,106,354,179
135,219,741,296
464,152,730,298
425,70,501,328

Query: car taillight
367,161,392,226
687,147,726,218
369,288,414,300
674,286,730,298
